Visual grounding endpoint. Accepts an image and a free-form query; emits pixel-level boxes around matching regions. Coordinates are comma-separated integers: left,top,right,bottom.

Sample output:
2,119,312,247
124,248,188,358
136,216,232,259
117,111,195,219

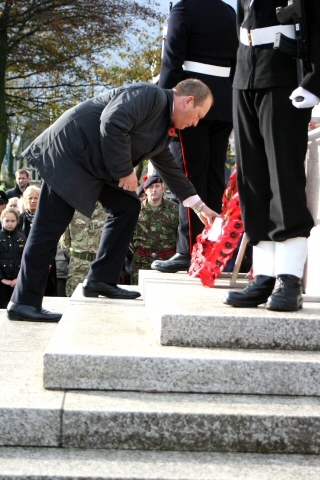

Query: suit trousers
11,182,141,306
233,87,314,245
171,119,232,255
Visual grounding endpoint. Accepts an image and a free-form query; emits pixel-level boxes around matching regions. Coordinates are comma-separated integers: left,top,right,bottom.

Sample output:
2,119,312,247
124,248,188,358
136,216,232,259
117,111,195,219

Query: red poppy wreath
189,168,244,287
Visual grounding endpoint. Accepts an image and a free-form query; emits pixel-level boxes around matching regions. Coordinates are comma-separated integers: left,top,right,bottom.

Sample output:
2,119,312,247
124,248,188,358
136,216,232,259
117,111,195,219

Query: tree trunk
0,28,8,169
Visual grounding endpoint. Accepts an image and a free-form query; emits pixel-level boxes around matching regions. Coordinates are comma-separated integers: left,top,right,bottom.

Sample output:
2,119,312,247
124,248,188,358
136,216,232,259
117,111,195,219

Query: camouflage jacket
60,202,107,258
131,197,179,254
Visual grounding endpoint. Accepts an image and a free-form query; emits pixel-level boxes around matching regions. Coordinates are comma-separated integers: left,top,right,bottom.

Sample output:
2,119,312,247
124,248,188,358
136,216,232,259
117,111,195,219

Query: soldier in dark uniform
151,0,238,273
224,0,320,312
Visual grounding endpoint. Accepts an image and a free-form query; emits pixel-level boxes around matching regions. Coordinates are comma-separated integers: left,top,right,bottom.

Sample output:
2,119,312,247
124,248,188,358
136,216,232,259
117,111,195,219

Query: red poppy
168,127,176,136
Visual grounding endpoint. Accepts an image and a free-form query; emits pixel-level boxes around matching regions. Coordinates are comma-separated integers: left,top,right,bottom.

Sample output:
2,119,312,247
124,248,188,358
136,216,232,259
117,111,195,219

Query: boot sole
83,290,141,299
151,266,189,273
265,302,303,312
223,299,264,308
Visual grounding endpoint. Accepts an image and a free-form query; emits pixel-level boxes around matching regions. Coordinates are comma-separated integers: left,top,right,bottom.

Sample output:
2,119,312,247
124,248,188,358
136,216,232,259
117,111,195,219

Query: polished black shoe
265,275,303,312
7,301,62,322
223,275,276,308
82,279,141,299
151,253,191,273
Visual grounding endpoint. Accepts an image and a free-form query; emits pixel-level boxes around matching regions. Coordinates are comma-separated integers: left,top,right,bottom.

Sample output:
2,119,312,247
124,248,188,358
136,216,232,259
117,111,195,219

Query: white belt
240,25,295,46
183,60,231,77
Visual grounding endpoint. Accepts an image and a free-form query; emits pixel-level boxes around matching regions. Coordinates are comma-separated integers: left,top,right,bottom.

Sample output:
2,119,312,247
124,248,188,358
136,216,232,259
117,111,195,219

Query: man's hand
118,171,139,191
197,204,220,226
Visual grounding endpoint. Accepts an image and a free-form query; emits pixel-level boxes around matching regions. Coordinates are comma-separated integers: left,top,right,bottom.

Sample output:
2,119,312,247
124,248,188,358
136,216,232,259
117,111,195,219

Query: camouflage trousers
131,253,173,285
66,258,92,297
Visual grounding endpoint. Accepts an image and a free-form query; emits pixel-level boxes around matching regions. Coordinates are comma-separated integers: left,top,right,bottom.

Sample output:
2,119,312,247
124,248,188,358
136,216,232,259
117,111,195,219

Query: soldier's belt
183,61,231,77
71,251,96,262
240,25,295,46
136,248,176,259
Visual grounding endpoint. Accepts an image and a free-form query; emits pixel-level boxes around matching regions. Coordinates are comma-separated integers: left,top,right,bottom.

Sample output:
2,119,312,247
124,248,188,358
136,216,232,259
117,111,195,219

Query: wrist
193,201,205,215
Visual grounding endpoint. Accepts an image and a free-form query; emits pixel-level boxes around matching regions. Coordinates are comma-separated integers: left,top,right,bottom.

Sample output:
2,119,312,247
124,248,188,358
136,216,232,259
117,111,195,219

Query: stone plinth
305,127,320,295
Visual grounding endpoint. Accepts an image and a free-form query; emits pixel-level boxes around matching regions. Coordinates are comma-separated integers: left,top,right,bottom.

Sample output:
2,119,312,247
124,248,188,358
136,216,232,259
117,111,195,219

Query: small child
0,208,26,308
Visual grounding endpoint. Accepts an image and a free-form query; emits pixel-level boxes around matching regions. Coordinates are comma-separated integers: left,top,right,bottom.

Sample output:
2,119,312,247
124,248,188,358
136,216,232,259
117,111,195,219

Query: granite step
61,390,320,453
2,448,320,480
0,298,68,447
43,286,320,395
141,273,320,350
2,447,320,480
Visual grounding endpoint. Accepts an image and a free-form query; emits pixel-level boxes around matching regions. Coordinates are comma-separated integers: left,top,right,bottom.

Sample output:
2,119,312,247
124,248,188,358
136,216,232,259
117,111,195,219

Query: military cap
137,184,145,197
0,190,8,204
143,176,163,189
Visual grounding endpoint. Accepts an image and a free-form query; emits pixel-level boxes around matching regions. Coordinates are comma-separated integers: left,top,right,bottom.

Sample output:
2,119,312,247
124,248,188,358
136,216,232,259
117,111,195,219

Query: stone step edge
1,447,320,480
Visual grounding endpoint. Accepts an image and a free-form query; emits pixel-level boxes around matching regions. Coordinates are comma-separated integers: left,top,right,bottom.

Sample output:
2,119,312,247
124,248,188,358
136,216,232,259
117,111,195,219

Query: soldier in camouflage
130,176,179,285
60,202,108,296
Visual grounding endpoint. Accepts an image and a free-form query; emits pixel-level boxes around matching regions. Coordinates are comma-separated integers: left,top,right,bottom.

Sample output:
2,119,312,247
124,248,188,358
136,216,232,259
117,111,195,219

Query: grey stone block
1,447,320,479
61,391,320,453
43,297,320,395
0,298,69,447
143,281,320,350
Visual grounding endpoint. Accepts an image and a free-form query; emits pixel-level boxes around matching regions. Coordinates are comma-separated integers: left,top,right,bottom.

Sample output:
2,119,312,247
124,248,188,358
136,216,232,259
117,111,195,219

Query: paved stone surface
43,287,320,395
143,281,320,350
0,298,69,446
62,390,320,453
1,447,320,479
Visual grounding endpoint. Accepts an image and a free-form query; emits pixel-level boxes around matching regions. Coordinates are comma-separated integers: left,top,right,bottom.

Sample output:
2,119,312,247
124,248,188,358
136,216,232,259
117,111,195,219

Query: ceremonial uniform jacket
234,0,320,96
22,84,196,218
159,0,238,122
0,228,26,281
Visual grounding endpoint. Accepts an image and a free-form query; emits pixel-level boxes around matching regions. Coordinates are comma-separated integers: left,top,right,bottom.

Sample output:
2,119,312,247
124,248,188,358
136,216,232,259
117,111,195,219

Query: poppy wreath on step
189,168,244,287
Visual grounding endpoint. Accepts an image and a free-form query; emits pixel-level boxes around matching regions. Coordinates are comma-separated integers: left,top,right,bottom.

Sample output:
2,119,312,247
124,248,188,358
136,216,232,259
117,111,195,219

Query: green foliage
0,0,162,168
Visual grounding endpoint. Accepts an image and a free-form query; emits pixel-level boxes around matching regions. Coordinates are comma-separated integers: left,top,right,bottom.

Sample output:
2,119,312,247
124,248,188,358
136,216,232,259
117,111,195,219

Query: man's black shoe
265,275,303,312
223,275,276,307
151,253,191,273
7,301,62,322
82,279,141,299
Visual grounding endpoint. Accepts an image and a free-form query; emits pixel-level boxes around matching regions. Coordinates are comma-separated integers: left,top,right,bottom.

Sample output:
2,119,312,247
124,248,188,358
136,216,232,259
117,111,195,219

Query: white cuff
183,195,201,207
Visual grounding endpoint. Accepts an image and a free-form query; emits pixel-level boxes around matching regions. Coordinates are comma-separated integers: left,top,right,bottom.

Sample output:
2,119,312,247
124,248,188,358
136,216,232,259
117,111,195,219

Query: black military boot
223,275,276,307
151,253,191,273
265,275,303,312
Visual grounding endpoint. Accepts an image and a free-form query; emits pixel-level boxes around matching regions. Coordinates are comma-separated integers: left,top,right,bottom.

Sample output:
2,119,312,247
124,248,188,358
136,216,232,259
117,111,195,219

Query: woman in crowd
0,208,26,308
18,185,57,296
18,186,40,236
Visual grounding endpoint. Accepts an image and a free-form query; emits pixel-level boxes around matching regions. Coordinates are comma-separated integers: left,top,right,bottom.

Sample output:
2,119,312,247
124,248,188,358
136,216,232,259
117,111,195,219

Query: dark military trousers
12,182,141,306
233,87,314,245
171,118,232,255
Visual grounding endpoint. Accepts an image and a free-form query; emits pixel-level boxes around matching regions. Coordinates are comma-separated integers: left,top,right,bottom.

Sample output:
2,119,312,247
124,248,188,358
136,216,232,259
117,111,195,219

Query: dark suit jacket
22,84,196,217
234,0,320,96
159,0,238,122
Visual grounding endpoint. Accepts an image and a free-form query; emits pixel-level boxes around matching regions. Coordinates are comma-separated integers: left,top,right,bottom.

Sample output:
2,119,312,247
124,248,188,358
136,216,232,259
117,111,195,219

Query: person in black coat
7,80,219,322
151,0,238,273
0,208,26,308
224,0,320,312
5,169,31,199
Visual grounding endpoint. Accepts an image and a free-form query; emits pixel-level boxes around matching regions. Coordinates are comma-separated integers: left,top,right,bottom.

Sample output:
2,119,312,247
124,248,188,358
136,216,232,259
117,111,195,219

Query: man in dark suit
7,80,219,322
224,0,320,311
151,0,238,273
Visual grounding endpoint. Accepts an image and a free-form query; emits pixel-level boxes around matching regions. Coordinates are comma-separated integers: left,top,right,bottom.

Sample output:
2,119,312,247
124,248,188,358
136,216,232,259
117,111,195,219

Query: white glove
289,86,320,109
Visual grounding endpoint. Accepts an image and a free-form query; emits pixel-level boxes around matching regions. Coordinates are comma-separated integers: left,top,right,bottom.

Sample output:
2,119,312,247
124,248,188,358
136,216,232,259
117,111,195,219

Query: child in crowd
0,208,26,308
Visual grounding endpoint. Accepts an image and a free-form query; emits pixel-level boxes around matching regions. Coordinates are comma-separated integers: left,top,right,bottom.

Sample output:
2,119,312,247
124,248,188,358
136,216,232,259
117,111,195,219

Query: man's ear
184,95,195,107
